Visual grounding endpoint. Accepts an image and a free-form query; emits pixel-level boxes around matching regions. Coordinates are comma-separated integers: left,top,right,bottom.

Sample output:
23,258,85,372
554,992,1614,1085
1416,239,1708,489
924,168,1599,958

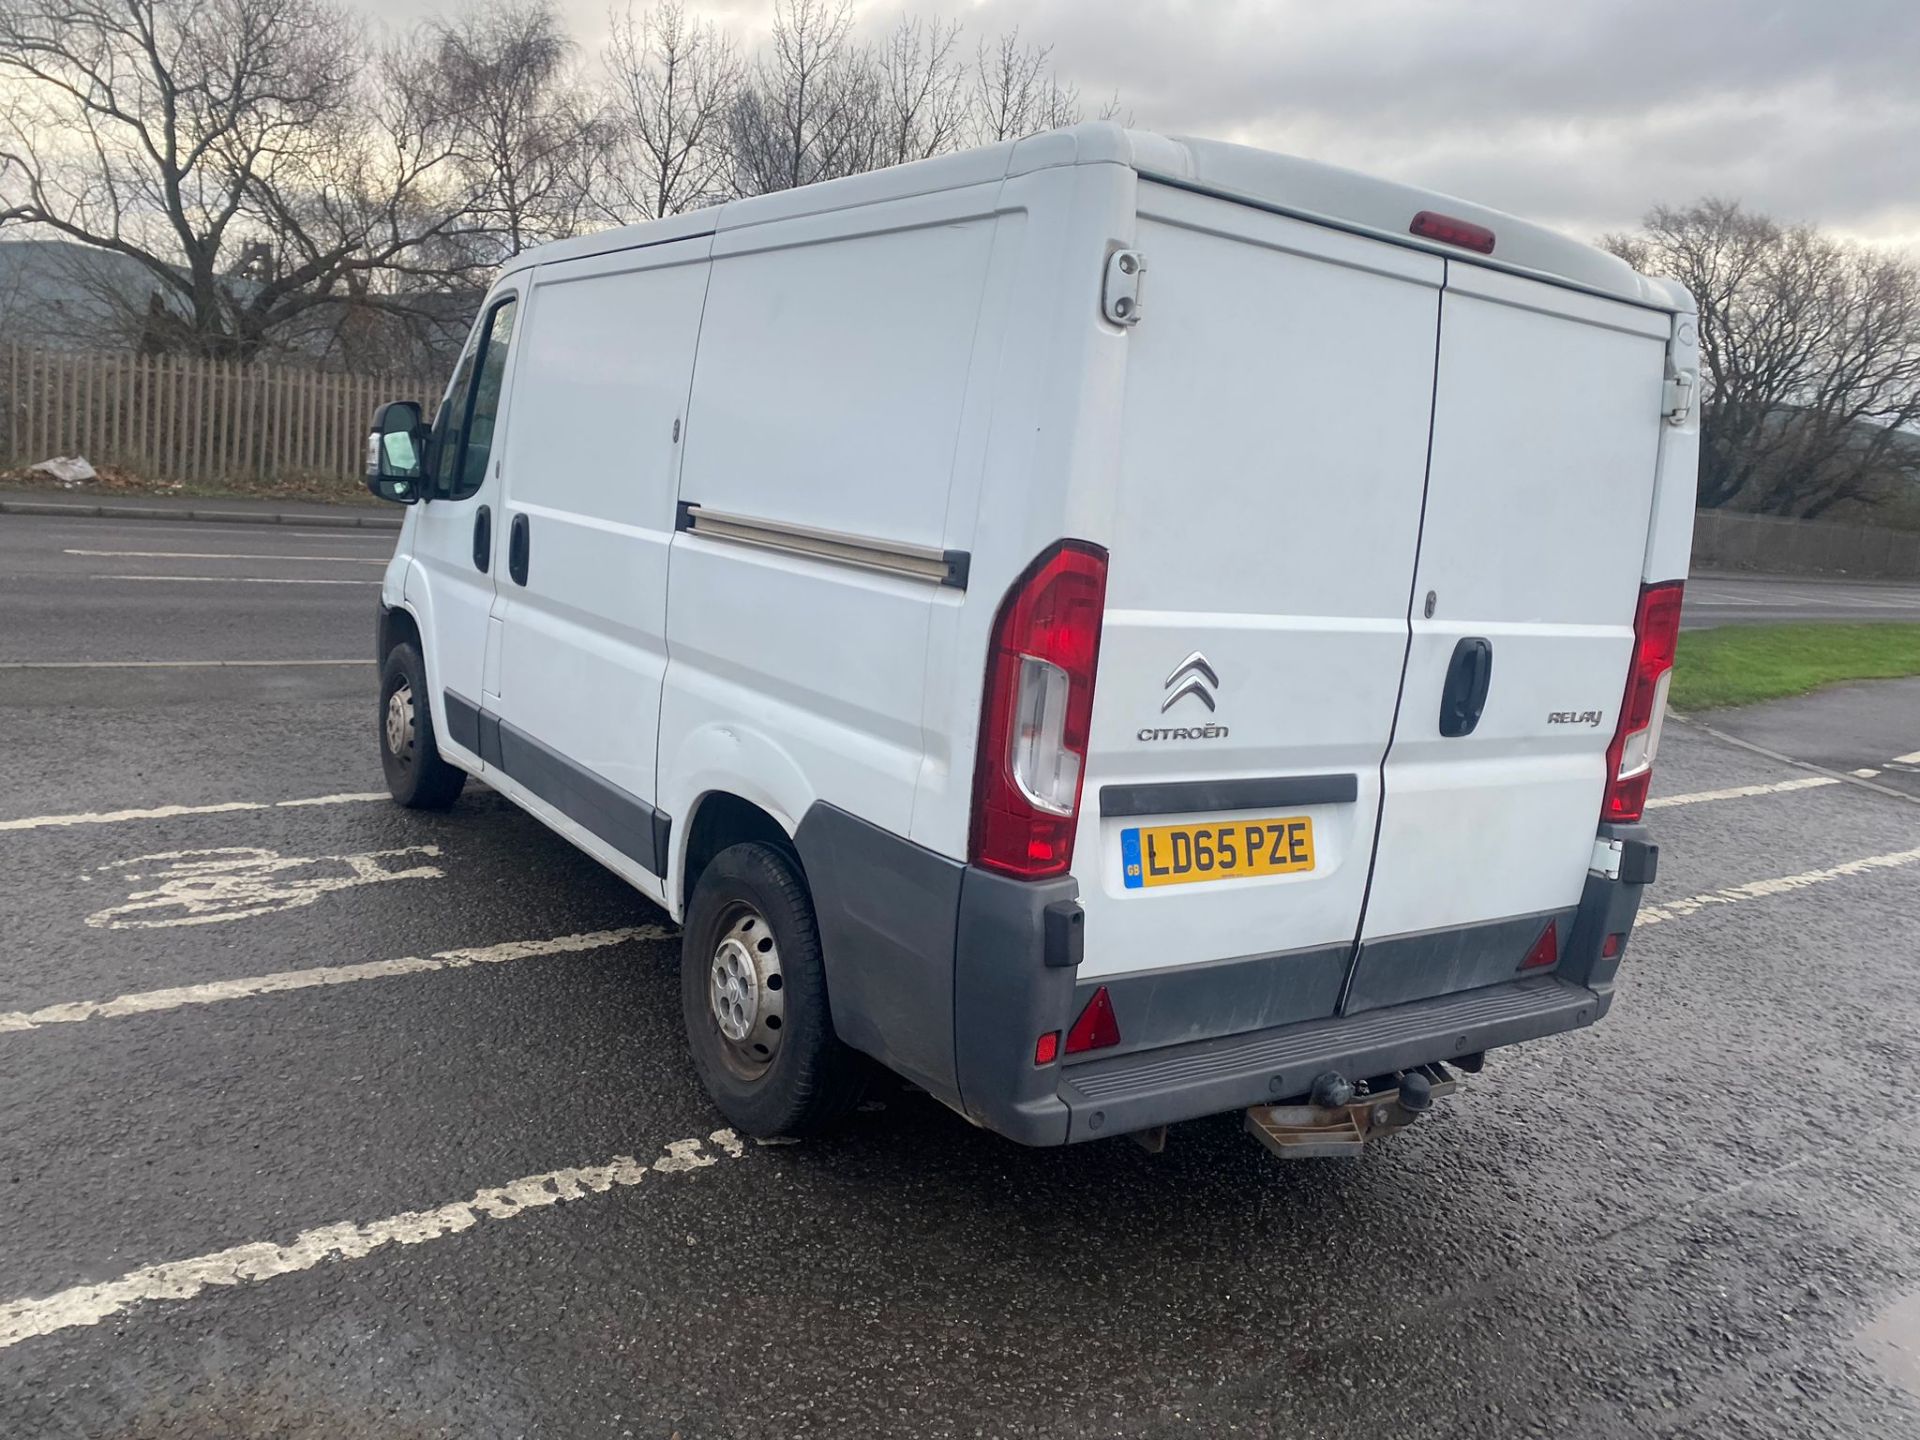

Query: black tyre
378,641,467,810
681,842,866,1138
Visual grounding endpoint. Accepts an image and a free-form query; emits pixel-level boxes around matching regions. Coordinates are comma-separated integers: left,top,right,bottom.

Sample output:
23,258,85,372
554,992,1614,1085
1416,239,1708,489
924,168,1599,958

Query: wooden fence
0,345,440,483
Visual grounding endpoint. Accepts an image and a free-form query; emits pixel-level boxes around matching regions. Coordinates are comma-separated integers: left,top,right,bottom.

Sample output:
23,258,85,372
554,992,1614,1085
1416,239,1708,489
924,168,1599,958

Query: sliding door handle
508,513,530,586
472,505,491,573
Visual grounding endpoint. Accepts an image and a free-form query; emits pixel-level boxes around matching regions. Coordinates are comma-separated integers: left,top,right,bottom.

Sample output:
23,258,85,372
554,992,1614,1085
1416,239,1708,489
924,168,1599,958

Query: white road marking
1895,751,1920,766
0,1129,746,1351
1645,776,1841,809
0,792,387,832
90,573,380,587
85,845,442,929
1639,844,1920,927
49,522,386,542
0,659,367,670
65,549,386,564
0,926,667,1033
1852,768,1882,779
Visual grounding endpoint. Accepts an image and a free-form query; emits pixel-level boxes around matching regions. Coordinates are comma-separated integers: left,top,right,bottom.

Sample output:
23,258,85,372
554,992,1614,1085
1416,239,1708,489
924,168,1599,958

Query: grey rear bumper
1053,973,1604,1143
797,801,1654,1148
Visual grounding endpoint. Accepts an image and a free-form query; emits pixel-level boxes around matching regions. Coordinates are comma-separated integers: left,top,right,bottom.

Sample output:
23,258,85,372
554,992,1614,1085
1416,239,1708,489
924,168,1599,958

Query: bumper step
1057,974,1604,1142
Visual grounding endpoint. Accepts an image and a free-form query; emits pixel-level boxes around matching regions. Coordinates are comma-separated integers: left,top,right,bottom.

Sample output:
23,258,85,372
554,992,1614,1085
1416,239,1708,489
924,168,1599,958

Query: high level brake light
970,541,1109,879
1603,581,1685,824
1410,210,1496,255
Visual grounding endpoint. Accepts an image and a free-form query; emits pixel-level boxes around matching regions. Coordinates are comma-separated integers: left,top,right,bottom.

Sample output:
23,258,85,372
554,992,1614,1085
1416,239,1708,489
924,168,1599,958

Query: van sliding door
484,236,713,889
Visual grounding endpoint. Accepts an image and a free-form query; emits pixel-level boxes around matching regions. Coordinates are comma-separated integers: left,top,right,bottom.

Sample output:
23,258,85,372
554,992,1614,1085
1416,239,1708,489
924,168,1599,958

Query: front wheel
681,842,866,1137
378,641,466,810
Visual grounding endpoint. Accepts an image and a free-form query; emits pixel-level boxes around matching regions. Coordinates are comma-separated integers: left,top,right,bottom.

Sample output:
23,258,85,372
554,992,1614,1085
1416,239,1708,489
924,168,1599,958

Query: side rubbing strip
1098,773,1359,819
442,690,482,755
445,691,664,877
677,502,968,589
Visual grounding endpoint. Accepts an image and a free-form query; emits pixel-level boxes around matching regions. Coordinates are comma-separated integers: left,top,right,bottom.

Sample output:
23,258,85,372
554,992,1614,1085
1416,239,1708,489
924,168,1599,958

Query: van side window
431,296,518,501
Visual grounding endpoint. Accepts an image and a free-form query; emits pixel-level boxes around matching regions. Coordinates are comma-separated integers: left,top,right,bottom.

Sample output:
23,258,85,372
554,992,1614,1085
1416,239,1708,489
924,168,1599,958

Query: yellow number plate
1121,815,1316,889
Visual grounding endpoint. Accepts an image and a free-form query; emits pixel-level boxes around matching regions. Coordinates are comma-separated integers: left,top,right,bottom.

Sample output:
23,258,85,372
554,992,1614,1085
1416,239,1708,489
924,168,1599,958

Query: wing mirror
366,400,429,504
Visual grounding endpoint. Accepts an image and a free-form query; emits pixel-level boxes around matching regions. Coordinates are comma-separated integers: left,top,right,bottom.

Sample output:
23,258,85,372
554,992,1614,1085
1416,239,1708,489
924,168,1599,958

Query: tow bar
1245,1062,1462,1158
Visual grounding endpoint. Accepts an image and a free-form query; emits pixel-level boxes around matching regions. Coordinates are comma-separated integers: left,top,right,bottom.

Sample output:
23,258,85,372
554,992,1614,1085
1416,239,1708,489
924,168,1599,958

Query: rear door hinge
1102,249,1146,326
1661,368,1696,426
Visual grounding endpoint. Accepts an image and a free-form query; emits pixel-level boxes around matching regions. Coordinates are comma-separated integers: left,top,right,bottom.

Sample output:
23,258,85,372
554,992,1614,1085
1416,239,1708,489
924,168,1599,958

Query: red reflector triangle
1520,920,1559,970
1065,985,1122,1054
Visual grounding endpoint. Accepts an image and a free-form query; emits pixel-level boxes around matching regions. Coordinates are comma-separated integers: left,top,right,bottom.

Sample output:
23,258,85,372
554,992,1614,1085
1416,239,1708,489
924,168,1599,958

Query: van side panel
659,185,1007,1084
908,161,1138,860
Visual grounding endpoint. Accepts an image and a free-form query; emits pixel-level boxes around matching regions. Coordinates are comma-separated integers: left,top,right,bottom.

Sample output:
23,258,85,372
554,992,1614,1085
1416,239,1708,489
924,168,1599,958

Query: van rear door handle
472,505,491,573
1439,637,1493,737
508,513,530,586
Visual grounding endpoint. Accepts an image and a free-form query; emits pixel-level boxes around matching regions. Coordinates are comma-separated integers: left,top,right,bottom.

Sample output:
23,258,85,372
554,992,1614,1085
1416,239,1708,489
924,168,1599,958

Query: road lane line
65,549,386,564
0,792,387,832
1646,777,1841,809
0,926,668,1033
0,659,367,670
1638,845,1920,927
0,1127,744,1351
89,573,380,586
1895,751,1920,766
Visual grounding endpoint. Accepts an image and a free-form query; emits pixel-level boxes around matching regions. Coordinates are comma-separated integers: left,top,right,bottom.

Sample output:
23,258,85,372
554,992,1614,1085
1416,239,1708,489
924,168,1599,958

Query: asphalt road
1694,677,1920,801
1683,572,1920,628
3,512,1920,1438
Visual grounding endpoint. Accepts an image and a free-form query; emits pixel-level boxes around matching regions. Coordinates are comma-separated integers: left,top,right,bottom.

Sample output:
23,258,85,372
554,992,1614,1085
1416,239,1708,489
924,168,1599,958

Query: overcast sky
371,0,1920,251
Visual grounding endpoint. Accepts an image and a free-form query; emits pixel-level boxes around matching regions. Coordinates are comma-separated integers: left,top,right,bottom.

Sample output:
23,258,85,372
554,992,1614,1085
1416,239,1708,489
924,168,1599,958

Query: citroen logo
1161,651,1219,713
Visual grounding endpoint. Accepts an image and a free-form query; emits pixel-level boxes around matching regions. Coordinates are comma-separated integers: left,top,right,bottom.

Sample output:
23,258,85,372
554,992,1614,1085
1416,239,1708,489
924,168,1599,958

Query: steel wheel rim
707,904,785,1080
385,681,415,765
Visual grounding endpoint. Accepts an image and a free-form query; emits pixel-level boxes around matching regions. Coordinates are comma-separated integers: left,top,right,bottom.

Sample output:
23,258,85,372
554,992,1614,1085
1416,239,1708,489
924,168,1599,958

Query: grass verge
1673,623,1920,711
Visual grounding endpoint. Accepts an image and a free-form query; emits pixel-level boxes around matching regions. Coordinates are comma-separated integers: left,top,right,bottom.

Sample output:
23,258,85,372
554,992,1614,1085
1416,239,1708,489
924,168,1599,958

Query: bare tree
1606,200,1920,518
969,27,1085,145
0,0,483,361
873,15,966,167
726,0,879,197
429,0,602,260
0,0,1131,357
600,0,742,222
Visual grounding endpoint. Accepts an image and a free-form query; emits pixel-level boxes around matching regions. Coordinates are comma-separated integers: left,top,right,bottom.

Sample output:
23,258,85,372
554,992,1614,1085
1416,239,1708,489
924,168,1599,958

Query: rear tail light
970,541,1109,879
1603,581,1685,824
1064,986,1121,1055
1034,1031,1060,1066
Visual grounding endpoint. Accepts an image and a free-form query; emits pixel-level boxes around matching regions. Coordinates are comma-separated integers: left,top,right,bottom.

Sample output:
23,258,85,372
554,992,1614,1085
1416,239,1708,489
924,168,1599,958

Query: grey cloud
366,0,1920,244
942,0,1920,241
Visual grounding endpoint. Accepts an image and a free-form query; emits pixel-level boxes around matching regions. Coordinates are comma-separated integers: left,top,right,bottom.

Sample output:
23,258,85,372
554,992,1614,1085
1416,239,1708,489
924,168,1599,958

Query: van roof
504,124,1688,314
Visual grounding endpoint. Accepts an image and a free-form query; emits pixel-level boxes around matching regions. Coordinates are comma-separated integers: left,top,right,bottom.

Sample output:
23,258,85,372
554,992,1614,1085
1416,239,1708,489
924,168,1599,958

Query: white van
366,125,1696,1148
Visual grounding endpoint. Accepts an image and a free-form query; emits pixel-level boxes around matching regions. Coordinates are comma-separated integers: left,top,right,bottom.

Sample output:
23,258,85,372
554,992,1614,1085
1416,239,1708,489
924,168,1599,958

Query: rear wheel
378,642,466,810
681,842,866,1137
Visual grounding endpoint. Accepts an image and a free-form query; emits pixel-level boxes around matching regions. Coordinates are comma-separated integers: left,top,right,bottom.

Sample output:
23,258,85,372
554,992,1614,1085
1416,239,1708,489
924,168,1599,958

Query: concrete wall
1692,509,1920,579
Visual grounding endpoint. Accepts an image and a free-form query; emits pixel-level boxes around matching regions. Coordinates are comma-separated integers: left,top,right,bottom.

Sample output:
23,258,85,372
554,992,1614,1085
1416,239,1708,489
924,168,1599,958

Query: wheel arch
378,601,423,660
677,790,798,917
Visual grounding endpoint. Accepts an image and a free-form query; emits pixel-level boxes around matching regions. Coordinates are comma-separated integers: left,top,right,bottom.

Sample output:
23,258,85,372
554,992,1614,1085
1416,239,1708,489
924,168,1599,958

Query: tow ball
1245,1063,1462,1158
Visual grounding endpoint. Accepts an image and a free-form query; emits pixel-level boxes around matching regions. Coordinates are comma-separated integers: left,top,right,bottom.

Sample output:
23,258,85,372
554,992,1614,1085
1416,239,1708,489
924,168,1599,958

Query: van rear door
1347,265,1672,1012
1069,185,1441,1046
